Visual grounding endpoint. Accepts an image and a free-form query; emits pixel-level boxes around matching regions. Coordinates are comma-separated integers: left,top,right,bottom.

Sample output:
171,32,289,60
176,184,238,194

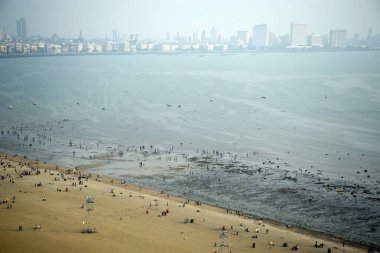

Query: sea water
0,52,379,246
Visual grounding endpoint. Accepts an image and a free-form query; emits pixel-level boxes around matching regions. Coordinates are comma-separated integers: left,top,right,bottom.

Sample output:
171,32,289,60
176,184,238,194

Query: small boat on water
8,105,13,109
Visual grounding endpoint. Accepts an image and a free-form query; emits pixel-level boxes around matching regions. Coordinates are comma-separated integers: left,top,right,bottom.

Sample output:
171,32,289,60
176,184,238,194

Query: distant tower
367,28,372,40
367,28,373,46
166,32,171,42
16,18,27,41
210,26,217,44
201,30,206,44
112,29,119,42
79,30,83,42
0,28,4,40
192,31,199,43
210,26,217,42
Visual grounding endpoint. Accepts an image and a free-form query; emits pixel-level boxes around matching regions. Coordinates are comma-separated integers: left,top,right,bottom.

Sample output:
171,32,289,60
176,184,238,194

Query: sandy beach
0,152,368,253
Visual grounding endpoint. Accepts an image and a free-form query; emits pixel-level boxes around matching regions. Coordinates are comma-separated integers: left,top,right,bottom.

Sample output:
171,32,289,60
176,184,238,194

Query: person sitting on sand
315,241,324,248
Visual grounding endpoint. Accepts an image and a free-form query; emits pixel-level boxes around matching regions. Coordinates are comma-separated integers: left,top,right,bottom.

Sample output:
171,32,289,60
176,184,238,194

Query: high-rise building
0,29,4,41
352,33,360,47
78,30,83,42
367,28,372,42
268,32,279,47
166,32,171,42
192,31,199,43
322,35,329,47
237,30,249,45
252,24,269,48
201,30,206,44
279,34,290,47
210,26,217,44
112,30,120,42
17,18,27,41
309,33,322,47
330,29,347,48
289,22,307,47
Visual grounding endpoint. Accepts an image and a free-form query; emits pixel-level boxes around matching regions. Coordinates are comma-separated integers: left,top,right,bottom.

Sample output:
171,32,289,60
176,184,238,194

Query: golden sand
0,154,366,253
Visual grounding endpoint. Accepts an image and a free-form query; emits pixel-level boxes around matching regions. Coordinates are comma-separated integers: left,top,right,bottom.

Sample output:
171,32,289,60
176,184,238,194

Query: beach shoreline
0,151,374,252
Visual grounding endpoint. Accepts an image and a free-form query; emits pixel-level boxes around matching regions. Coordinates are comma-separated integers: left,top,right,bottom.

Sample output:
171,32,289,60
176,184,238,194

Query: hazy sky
0,0,379,40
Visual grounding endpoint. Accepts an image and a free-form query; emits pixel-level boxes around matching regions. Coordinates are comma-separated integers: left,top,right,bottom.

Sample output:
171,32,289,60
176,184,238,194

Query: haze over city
0,0,380,39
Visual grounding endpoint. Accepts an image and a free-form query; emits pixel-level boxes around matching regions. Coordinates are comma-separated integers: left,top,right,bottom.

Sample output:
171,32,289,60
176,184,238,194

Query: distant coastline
0,47,378,59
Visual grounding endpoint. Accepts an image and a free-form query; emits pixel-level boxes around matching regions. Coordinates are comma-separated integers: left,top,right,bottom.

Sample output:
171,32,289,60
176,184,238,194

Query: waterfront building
170,44,178,52
237,30,249,45
6,44,15,54
330,29,347,48
191,43,200,50
192,31,199,43
86,43,94,53
119,42,130,52
268,32,279,47
178,44,191,51
0,45,7,54
51,44,62,54
160,43,171,52
30,44,38,53
77,43,83,53
95,44,102,53
22,44,30,54
309,33,323,47
252,24,269,48
15,42,23,53
289,22,307,47
351,33,360,47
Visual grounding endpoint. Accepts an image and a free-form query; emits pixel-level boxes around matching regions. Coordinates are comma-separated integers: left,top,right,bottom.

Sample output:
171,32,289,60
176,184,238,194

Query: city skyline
0,0,380,40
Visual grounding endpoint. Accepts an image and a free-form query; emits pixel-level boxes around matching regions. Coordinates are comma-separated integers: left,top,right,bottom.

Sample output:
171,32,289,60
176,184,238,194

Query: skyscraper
0,29,4,41
330,29,347,48
237,31,249,45
17,18,27,41
112,30,120,42
252,24,269,48
210,26,217,44
201,30,206,44
290,22,307,47
192,31,199,43
78,30,83,42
